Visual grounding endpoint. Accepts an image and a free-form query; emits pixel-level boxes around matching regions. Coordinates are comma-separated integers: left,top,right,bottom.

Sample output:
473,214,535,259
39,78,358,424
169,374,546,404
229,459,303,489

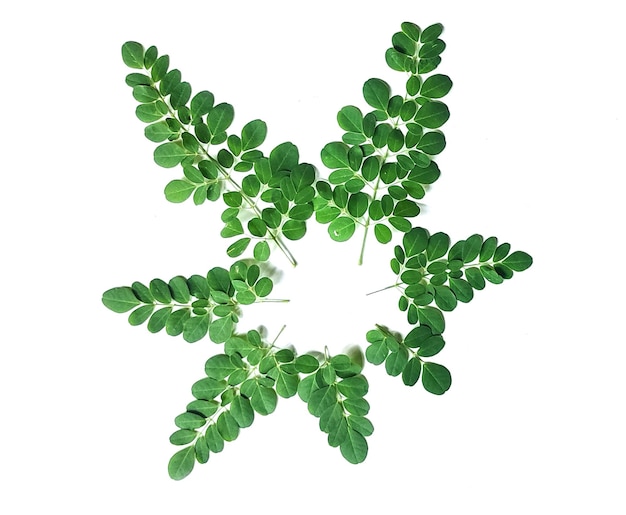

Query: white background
2,1,625,513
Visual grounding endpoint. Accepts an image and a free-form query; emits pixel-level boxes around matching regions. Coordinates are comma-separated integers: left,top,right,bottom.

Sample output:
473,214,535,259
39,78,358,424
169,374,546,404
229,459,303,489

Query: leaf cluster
122,42,316,266
107,21,534,480
168,333,372,479
390,228,533,331
314,22,452,263
298,352,373,464
366,325,450,394
101,260,275,343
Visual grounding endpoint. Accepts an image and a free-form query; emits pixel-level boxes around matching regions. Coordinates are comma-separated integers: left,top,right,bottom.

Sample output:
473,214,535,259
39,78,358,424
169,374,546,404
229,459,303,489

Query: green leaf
209,317,234,344
421,23,444,43
347,192,368,218
241,119,267,150
254,277,273,297
417,131,446,155
164,180,194,203
195,437,210,464
308,385,338,417
205,354,238,379
192,377,227,401
427,232,450,261
230,395,255,428
463,234,483,263
419,39,446,59
392,31,416,55
414,101,450,129
295,354,320,374
175,412,205,430
169,429,197,446
253,241,270,261
494,242,511,262
145,279,169,303
328,217,356,242
207,267,232,293
282,220,306,241
479,236,498,262
170,82,191,110
385,348,409,376
128,305,154,326
337,106,363,133
393,199,420,218
401,21,421,41
270,142,299,173
133,85,159,103
217,411,240,441
251,386,277,415
190,91,214,118
363,78,391,110
166,308,189,336
374,223,392,244
503,251,533,271
147,307,171,333
227,238,251,258
276,371,299,398
205,425,224,453
420,74,453,99
102,287,140,313
434,285,457,312
151,55,169,82
122,41,144,69
402,358,422,386
422,362,452,395
337,375,368,398
418,306,445,334
169,276,190,303
144,121,172,142
154,142,187,168
449,277,474,303
142,49,158,74
321,142,350,169
465,267,486,290
366,341,388,365
403,227,429,256
168,446,195,480
183,315,209,343
207,103,234,134
126,72,151,87
340,429,368,464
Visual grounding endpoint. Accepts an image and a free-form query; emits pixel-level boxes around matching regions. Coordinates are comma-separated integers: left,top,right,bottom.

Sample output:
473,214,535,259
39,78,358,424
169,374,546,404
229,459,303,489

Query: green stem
358,175,382,266
366,283,401,296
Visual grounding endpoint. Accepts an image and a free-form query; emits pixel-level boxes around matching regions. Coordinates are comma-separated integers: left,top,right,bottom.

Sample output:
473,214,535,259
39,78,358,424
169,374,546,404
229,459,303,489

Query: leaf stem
358,168,383,266
271,324,287,345
366,283,401,296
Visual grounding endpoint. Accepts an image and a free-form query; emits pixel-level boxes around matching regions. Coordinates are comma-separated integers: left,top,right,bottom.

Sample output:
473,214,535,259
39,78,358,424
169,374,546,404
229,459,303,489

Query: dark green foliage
387,227,532,327
366,325,450,394
106,21,532,481
316,22,453,264
299,351,372,464
121,43,317,266
102,261,277,344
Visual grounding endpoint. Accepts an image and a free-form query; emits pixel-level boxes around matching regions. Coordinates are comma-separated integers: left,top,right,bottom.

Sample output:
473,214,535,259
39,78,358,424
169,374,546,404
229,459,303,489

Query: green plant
103,21,532,480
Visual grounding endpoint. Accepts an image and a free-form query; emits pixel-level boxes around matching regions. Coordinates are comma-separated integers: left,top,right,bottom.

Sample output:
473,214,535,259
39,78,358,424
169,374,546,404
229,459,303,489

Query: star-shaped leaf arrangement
103,21,532,480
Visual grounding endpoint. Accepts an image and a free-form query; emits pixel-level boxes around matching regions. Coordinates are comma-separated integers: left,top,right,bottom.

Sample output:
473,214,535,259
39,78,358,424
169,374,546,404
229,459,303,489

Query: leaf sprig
106,21,533,480
122,43,318,266
167,327,372,479
314,21,451,264
101,260,281,344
